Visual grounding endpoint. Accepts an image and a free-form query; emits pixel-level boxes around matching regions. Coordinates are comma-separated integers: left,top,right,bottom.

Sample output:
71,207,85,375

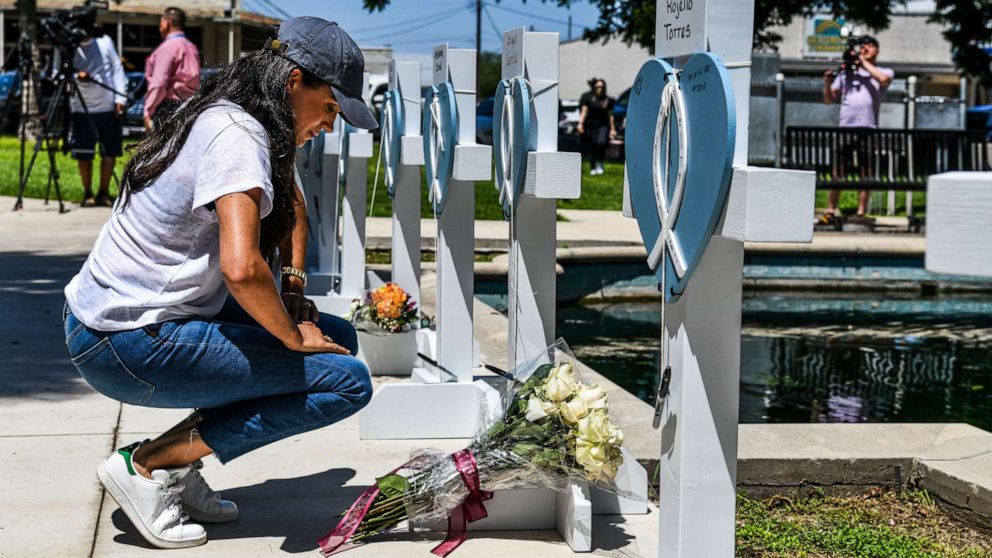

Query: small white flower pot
356,329,418,376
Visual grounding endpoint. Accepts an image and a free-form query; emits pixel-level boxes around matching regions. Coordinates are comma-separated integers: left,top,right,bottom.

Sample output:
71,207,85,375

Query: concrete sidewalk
0,197,657,557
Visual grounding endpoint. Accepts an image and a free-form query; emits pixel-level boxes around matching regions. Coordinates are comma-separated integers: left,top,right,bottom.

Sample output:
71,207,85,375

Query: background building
0,0,279,70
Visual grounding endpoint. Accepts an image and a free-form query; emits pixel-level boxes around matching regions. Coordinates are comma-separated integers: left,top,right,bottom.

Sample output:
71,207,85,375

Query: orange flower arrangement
347,283,419,334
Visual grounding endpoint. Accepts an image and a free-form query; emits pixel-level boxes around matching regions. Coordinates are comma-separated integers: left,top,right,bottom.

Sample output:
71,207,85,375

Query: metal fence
782,126,992,190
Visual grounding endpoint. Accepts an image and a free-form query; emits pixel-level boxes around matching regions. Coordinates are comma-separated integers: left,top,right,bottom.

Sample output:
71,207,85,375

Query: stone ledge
737,424,992,528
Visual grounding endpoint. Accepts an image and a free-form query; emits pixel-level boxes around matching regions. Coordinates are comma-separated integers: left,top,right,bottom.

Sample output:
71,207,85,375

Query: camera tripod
8,38,130,213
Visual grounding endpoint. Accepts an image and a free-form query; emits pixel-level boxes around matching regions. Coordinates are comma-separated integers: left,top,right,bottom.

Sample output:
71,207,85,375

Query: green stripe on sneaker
118,448,137,476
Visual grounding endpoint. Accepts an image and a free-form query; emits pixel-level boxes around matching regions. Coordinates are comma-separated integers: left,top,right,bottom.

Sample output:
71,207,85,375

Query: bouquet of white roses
318,339,632,556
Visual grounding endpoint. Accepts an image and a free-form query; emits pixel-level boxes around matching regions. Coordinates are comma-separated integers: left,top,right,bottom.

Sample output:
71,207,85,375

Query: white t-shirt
71,36,127,114
65,101,273,331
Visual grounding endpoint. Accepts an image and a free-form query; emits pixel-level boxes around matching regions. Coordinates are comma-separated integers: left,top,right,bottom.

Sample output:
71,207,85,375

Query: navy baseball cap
273,17,378,130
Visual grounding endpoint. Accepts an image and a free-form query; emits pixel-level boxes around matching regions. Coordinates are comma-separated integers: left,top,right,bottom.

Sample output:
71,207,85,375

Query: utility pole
475,0,481,95
567,14,572,40
17,0,40,139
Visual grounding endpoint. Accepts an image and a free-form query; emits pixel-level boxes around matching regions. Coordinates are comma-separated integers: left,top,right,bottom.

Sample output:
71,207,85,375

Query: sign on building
803,17,848,59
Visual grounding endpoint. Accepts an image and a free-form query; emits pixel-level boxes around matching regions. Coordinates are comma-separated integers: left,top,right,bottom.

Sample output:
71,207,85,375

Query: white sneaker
96,446,207,549
181,460,239,523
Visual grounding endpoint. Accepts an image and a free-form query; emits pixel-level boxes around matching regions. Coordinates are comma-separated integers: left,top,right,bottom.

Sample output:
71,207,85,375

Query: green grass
736,489,991,558
0,134,921,219
364,145,626,221
0,136,134,202
814,190,927,217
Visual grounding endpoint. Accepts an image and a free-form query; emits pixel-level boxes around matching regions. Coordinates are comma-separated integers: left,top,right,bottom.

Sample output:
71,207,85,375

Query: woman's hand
576,122,585,135
609,128,617,139
285,322,351,354
282,292,319,324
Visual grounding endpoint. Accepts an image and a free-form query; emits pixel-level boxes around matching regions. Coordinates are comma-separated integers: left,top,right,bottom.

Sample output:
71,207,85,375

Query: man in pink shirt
144,7,201,131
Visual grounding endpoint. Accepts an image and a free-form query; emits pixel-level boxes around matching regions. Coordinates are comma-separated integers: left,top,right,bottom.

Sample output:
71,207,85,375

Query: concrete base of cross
309,293,359,317
410,481,593,552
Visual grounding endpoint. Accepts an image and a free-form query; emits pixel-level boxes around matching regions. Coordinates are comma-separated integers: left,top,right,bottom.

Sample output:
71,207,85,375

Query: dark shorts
70,112,123,161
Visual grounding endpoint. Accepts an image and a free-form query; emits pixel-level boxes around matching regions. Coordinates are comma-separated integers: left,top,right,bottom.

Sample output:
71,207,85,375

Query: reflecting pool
554,292,992,431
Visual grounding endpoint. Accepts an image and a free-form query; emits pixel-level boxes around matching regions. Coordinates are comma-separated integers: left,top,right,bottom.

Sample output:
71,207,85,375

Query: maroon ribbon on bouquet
430,449,494,557
317,477,384,555
317,455,424,556
317,450,494,557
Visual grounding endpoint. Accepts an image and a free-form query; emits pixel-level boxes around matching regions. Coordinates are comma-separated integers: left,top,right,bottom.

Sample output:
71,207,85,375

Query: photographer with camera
821,35,894,223
69,7,126,207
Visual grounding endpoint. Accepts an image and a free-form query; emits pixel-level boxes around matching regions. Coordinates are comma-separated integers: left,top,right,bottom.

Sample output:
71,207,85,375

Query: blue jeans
63,299,372,463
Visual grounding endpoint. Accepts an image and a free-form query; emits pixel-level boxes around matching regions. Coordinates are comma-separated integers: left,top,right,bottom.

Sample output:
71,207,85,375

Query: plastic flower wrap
318,339,638,556
345,283,419,335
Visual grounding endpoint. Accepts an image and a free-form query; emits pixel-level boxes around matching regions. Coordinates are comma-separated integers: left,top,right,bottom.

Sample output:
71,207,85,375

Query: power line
488,3,590,29
482,6,502,40
386,34,477,46
352,8,466,44
255,0,293,20
346,5,466,36
241,0,279,20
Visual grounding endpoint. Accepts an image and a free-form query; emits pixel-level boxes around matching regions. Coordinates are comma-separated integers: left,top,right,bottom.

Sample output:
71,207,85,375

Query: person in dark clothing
577,78,616,176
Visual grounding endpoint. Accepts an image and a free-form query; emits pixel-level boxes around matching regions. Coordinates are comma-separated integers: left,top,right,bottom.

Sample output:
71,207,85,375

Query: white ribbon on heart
646,74,690,281
427,93,445,206
496,78,520,211
381,92,397,189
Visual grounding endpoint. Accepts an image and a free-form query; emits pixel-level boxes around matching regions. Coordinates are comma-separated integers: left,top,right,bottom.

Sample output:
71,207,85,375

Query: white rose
525,395,555,422
559,396,589,425
578,410,624,446
575,437,614,481
543,363,578,402
576,384,608,410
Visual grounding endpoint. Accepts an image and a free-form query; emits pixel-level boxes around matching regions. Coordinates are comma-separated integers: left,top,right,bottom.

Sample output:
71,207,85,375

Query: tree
929,0,992,87
16,0,41,139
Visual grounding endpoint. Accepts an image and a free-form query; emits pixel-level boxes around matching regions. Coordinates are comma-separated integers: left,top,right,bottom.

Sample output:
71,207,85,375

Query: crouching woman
62,18,377,549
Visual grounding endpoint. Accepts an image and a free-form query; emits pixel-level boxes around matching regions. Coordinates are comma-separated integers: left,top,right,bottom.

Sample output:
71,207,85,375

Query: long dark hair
119,50,324,256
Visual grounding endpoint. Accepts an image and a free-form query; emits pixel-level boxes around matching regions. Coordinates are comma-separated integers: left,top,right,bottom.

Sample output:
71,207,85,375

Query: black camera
841,36,862,68
41,5,99,50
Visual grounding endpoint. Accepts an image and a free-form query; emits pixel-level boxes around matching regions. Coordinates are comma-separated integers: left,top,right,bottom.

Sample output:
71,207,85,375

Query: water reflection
556,293,992,432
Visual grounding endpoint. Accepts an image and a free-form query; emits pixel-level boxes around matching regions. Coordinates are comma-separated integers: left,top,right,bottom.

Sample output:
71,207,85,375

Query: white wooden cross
304,73,374,315
358,47,500,440
624,1,816,556
385,60,425,315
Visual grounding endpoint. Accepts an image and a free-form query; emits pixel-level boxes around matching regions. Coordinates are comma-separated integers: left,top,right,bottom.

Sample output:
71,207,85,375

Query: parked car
122,67,222,137
558,98,582,153
0,71,22,132
614,87,629,134
120,71,146,137
477,96,494,145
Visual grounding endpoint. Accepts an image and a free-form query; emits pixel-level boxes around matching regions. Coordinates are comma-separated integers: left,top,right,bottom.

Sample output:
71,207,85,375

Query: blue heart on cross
381,89,404,198
337,123,353,190
625,52,736,303
493,77,532,220
422,82,457,216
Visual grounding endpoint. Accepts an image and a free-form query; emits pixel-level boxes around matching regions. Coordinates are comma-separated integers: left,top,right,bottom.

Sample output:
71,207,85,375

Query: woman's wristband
281,266,307,288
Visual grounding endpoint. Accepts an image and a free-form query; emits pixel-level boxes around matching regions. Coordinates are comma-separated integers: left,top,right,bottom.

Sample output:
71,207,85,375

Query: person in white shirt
63,18,379,549
68,7,127,207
